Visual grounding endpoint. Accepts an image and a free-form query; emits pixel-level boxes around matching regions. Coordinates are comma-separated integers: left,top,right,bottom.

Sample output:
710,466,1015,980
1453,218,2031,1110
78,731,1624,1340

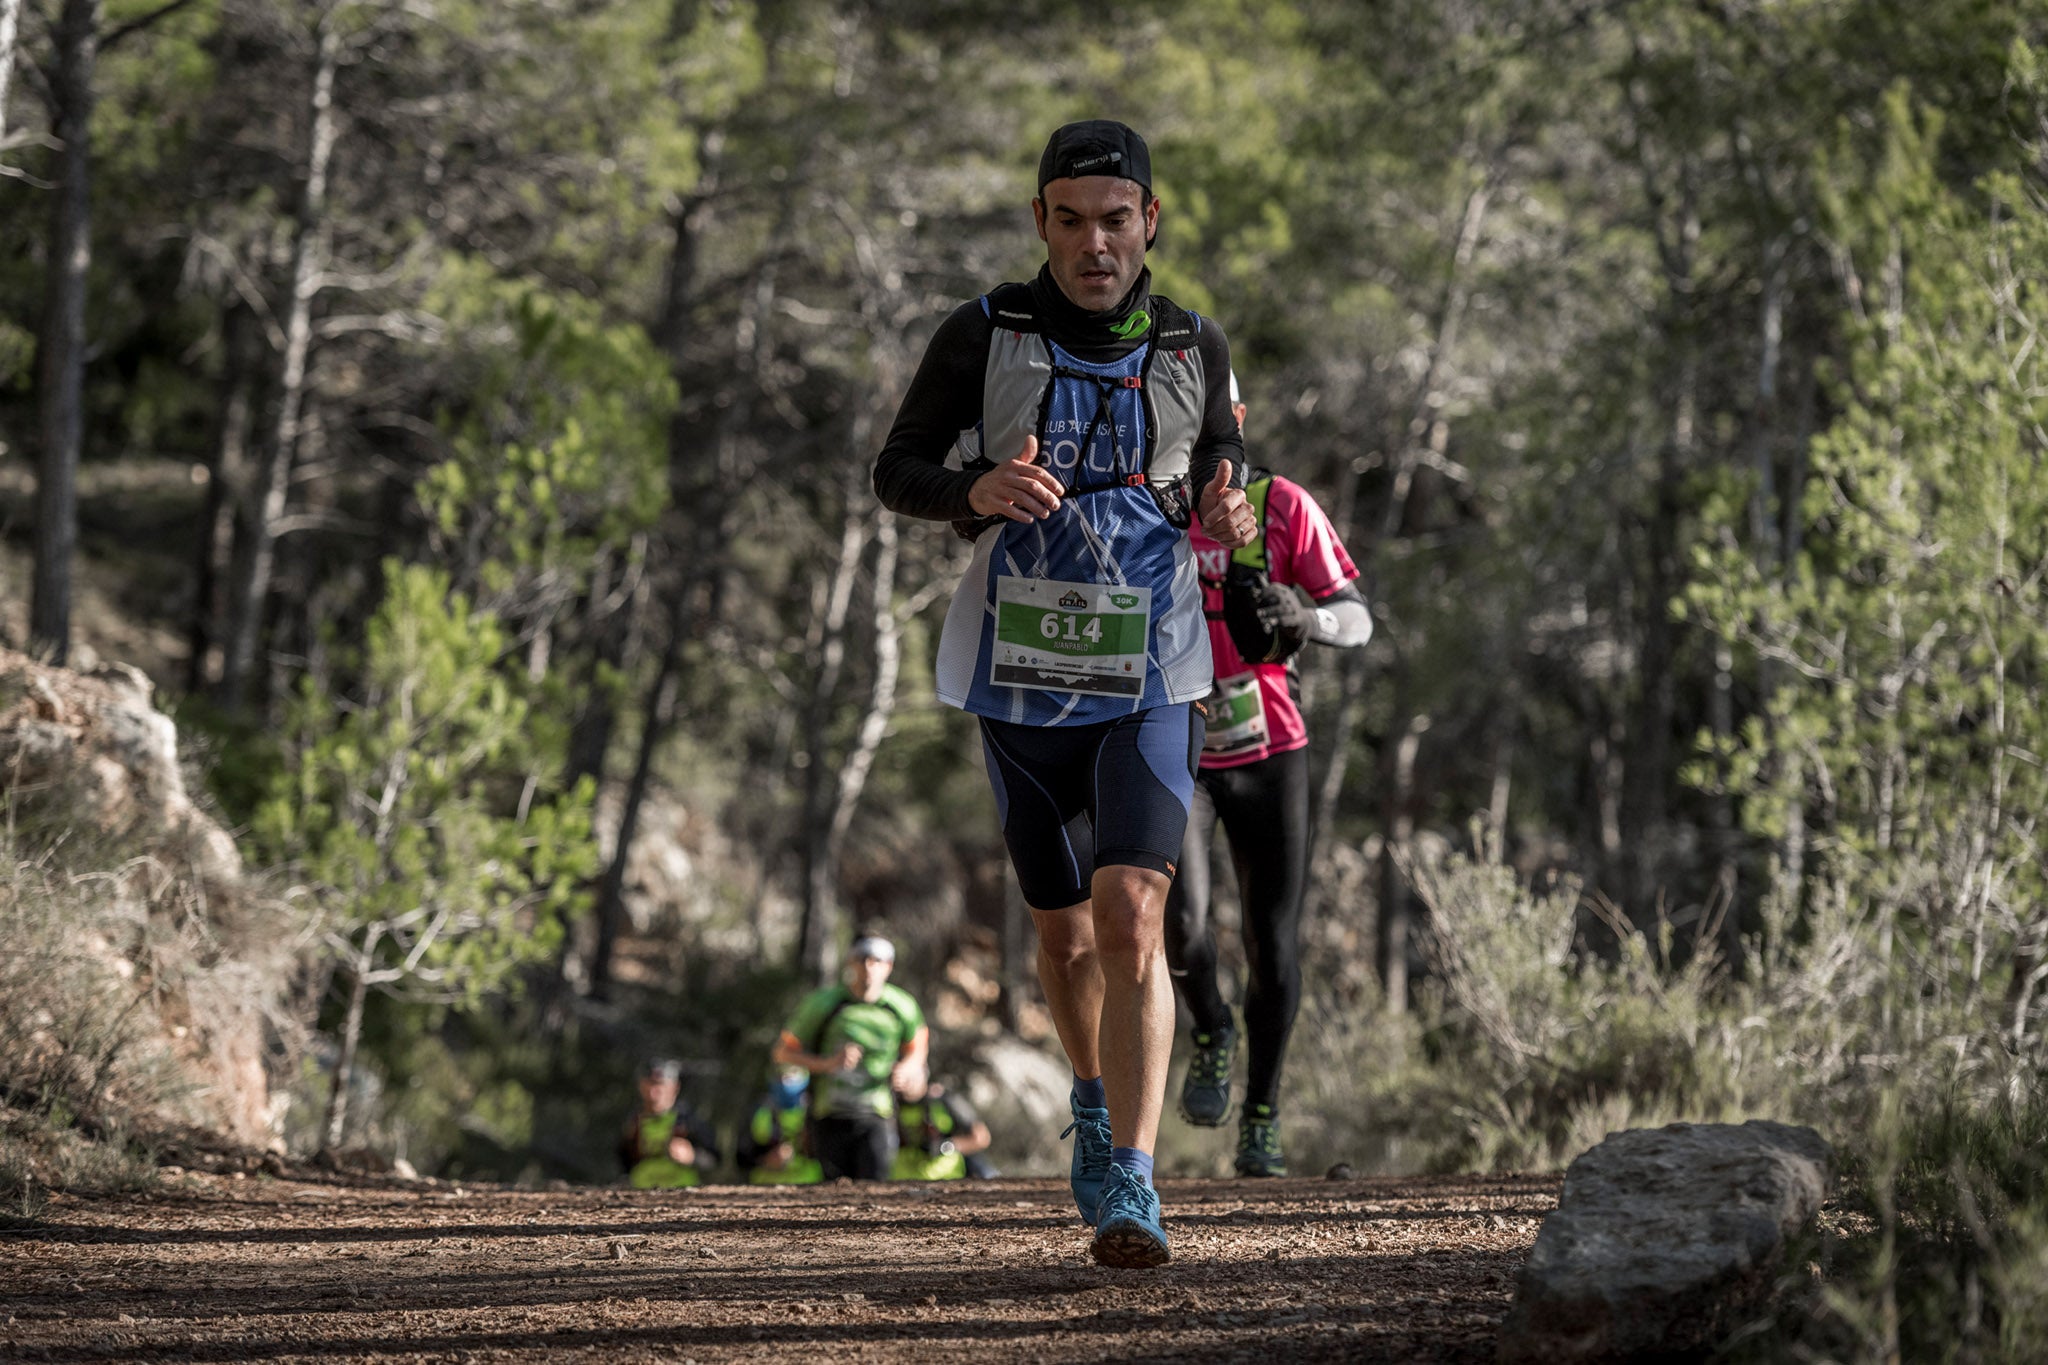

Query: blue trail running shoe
1178,1021,1237,1128
1090,1164,1171,1268
1061,1093,1113,1226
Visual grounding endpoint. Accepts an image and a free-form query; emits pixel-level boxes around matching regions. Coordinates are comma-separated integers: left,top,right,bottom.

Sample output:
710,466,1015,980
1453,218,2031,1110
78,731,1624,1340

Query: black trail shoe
1235,1103,1288,1177
1178,1023,1237,1128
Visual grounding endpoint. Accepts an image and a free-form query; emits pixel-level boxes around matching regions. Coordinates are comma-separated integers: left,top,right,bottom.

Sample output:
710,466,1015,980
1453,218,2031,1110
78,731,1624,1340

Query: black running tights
1163,745,1309,1111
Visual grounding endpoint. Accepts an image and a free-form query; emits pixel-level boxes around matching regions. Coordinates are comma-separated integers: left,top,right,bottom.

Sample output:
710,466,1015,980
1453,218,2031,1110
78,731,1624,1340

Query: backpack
950,283,1204,542
1201,469,1303,665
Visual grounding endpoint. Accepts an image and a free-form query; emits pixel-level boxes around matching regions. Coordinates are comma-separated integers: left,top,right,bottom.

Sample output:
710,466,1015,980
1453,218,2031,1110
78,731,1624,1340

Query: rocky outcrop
0,648,242,883
0,646,284,1149
1498,1120,1832,1364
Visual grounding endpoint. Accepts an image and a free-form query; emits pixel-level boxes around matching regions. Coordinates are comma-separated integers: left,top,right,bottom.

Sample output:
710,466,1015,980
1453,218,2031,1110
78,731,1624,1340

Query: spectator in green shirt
771,934,929,1181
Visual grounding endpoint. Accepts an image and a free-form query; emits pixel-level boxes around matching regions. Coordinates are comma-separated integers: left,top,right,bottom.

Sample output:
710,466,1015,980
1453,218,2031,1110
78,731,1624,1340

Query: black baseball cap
1037,120,1152,199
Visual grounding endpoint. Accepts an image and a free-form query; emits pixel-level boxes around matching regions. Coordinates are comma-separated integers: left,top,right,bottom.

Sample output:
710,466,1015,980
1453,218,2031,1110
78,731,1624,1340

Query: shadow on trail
3,1249,1526,1364
2,1176,1556,1249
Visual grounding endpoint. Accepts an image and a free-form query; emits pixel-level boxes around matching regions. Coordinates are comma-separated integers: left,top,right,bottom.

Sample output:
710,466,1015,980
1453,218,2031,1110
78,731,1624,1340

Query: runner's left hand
890,1057,928,1095
1199,460,1255,548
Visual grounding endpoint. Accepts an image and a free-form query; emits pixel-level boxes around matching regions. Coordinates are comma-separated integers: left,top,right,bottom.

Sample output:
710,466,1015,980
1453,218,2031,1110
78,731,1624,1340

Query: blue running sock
1111,1147,1154,1185
1073,1074,1107,1110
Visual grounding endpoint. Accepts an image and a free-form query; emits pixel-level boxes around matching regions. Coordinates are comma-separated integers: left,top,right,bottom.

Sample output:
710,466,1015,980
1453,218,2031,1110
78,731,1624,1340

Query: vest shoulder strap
1230,469,1276,570
983,282,1040,332
806,987,853,1056
1146,295,1199,350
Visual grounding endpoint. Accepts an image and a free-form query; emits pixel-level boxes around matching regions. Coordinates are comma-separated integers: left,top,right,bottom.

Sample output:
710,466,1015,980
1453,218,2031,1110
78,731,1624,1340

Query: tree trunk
818,506,901,917
1376,708,1428,1014
30,0,101,664
187,303,259,692
587,596,684,1000
1310,167,1489,943
583,144,724,997
795,481,870,981
0,0,23,142
1624,175,1701,912
221,12,337,708
322,942,373,1152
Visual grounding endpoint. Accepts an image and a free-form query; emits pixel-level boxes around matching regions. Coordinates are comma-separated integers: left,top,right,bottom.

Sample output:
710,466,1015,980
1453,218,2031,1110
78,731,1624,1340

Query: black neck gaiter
1030,264,1153,360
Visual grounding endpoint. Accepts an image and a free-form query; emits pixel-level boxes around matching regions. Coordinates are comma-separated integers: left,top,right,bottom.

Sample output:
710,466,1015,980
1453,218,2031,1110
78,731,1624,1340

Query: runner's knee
1035,906,1097,979
1089,864,1169,962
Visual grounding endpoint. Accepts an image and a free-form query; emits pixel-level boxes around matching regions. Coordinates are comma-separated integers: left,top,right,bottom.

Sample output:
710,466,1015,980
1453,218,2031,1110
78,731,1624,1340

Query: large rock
0,649,241,882
0,646,278,1148
962,1032,1075,1175
1498,1120,1832,1363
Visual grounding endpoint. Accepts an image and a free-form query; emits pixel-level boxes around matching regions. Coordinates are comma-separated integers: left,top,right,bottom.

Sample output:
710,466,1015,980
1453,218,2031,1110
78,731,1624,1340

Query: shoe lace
1239,1117,1282,1158
1062,1108,1112,1165
1189,1033,1233,1087
1097,1163,1150,1217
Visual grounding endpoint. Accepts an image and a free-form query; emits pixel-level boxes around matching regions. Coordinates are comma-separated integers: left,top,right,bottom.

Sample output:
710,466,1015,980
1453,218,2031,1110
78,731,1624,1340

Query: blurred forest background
6,0,2048,1353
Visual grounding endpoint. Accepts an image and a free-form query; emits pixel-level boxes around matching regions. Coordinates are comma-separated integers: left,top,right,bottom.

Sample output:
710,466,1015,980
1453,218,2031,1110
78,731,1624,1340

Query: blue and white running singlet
933,326,1212,726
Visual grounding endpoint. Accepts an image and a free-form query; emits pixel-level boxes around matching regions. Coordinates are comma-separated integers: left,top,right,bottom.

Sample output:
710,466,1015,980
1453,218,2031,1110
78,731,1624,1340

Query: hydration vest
803,987,920,1116
949,283,1209,542
932,284,1216,724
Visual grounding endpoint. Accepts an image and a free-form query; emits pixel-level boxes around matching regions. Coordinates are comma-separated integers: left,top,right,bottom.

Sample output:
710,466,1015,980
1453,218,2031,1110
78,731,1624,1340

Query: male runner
771,934,929,1181
874,119,1256,1267
1167,377,1372,1176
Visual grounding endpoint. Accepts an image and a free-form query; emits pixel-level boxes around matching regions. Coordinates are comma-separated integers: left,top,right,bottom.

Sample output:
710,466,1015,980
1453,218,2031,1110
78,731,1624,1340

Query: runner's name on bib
1202,672,1269,756
990,577,1151,698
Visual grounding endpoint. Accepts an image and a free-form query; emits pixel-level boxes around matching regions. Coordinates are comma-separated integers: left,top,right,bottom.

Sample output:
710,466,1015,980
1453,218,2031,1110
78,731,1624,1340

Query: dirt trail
1,1171,1556,1362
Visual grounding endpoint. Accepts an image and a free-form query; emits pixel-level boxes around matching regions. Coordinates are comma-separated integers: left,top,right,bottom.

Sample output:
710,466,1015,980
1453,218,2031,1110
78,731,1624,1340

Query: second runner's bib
1201,672,1268,756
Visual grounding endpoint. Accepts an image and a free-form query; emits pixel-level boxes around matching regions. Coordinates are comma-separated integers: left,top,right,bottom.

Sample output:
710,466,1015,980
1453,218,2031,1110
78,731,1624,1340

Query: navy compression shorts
978,703,1203,911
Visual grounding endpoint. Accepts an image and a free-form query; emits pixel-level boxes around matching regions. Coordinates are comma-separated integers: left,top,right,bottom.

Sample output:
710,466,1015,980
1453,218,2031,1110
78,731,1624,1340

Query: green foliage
1815,1092,2048,1365
256,560,597,1008
421,260,675,592
1688,57,2048,1059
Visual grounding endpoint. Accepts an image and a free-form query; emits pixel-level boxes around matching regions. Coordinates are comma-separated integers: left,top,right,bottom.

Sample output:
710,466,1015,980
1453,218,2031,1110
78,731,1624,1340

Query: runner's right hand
831,1043,864,1072
968,436,1063,522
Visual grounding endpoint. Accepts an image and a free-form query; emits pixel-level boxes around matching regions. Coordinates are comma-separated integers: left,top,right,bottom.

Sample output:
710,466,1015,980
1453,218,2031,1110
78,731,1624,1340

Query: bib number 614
1039,612,1104,644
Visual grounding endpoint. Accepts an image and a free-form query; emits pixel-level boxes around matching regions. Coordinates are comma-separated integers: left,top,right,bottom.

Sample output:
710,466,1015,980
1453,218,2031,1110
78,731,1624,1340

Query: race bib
990,577,1151,698
1201,672,1269,756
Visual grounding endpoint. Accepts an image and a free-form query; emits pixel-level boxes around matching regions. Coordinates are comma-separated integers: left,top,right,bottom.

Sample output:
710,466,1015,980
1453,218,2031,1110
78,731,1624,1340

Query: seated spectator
892,1076,997,1181
617,1057,719,1189
736,1066,823,1185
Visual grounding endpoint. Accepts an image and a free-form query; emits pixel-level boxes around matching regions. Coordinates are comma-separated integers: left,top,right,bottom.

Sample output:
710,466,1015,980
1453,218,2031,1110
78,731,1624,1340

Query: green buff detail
1108,310,1152,340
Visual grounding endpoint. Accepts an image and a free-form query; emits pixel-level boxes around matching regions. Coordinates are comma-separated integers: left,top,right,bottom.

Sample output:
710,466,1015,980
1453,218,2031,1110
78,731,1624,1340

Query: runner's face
639,1074,678,1112
846,953,892,1001
1034,177,1157,313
